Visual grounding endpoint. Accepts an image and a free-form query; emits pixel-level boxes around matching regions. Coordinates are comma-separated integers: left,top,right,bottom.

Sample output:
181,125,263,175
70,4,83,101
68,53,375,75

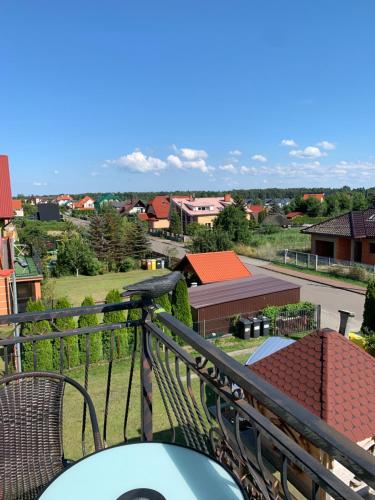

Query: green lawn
235,228,310,260
49,269,169,306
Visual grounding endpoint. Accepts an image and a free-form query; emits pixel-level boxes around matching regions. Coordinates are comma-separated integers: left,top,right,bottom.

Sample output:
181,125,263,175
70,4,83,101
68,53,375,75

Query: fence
282,249,375,275
193,305,321,339
149,229,186,243
0,294,374,498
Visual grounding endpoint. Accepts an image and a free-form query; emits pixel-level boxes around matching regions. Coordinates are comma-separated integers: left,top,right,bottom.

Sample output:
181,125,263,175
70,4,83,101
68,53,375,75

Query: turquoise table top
40,442,245,500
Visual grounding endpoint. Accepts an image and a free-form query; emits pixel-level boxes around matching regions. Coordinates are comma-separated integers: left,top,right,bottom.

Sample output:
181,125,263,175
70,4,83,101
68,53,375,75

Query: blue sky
1,0,375,195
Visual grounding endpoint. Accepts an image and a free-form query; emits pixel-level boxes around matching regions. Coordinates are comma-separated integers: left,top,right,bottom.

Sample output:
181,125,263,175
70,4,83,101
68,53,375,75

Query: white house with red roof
54,194,73,207
73,196,95,210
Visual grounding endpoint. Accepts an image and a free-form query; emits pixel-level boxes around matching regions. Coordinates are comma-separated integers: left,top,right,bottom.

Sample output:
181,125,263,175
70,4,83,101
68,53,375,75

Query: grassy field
49,269,168,305
235,228,310,260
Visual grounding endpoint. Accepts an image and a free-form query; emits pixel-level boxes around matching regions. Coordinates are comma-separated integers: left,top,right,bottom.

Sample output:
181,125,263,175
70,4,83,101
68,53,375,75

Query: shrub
364,333,375,356
171,279,193,344
347,266,369,282
78,296,103,364
21,299,53,371
103,290,127,359
54,297,79,369
118,257,138,272
125,294,142,354
262,302,316,336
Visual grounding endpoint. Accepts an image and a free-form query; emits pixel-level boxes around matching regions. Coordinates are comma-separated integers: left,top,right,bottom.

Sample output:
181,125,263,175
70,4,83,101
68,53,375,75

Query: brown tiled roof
303,209,375,238
248,330,375,443
147,196,170,219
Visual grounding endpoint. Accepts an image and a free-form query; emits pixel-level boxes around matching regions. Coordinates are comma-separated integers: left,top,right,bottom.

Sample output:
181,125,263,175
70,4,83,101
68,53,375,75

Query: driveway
149,237,364,332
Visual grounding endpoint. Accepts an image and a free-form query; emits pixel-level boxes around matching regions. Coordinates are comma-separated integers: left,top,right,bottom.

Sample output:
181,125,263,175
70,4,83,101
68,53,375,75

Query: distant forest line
20,186,375,203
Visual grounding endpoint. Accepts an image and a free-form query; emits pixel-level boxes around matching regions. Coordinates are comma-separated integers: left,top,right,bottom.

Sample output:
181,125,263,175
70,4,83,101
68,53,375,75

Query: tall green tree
126,221,151,259
56,232,101,276
362,281,375,334
103,290,127,359
305,197,322,217
214,205,250,243
171,279,193,330
54,297,79,369
232,193,246,212
352,192,369,211
21,299,53,371
78,296,103,364
169,207,182,234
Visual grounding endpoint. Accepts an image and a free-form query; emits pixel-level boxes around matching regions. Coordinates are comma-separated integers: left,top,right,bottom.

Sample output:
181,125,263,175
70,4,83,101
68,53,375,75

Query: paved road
150,237,364,332
63,215,90,229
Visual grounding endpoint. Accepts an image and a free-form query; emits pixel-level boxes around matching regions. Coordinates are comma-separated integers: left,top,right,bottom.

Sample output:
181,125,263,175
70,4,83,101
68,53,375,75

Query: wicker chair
0,371,103,500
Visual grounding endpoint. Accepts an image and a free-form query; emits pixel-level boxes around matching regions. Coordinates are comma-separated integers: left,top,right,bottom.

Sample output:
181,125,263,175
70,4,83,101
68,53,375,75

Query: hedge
54,297,80,369
78,296,103,364
103,290,127,359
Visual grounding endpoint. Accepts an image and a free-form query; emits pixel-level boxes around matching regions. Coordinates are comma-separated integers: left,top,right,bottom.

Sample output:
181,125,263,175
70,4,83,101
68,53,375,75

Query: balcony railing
0,298,375,499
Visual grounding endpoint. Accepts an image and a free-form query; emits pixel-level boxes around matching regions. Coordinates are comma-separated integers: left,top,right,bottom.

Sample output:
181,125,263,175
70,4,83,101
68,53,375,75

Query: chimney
338,310,355,337
224,193,231,203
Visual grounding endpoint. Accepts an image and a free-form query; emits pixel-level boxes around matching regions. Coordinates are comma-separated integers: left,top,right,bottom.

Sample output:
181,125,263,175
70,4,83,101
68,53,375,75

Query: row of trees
287,191,370,218
21,278,193,370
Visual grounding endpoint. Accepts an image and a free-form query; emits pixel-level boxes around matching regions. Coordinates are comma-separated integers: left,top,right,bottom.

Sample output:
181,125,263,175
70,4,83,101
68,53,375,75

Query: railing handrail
0,299,143,325
157,311,375,487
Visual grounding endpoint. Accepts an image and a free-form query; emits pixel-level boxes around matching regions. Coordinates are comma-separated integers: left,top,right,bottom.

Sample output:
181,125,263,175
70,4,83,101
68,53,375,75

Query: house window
369,243,375,254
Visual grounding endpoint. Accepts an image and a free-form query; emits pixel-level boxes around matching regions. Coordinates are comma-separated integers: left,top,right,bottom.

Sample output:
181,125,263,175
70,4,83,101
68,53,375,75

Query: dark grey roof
263,214,290,226
189,276,300,309
303,209,375,238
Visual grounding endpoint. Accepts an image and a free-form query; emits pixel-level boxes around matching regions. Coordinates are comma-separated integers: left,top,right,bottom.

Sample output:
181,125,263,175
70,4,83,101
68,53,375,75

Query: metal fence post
315,254,318,271
316,305,321,330
307,253,310,269
295,252,298,266
284,249,288,264
141,315,153,442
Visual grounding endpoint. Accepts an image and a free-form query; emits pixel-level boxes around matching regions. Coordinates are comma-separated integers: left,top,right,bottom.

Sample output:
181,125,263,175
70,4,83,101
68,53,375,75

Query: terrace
0,275,374,499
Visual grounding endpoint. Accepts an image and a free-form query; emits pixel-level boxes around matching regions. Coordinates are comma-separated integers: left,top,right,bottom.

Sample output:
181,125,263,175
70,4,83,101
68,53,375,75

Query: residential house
139,195,171,230
73,196,95,211
37,203,61,221
94,193,119,211
29,195,50,205
171,194,233,231
0,155,14,229
247,329,375,497
247,204,266,223
303,193,325,203
118,199,146,216
175,251,252,285
12,199,24,217
286,211,304,220
302,208,375,264
262,213,291,227
54,194,73,207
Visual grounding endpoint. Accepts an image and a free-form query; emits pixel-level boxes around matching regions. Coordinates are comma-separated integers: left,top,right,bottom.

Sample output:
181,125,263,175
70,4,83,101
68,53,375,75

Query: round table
40,442,245,500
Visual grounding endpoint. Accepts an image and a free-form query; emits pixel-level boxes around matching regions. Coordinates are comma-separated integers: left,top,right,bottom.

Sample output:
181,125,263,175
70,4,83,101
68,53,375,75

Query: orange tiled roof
0,156,13,219
178,251,251,284
303,193,325,201
12,199,22,210
248,204,265,214
148,195,170,219
74,196,94,208
248,330,375,443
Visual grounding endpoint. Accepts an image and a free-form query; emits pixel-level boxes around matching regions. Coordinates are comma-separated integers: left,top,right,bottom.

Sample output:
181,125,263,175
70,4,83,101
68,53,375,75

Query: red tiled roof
74,196,94,209
56,194,72,201
248,330,375,443
0,156,13,219
248,204,264,214
286,211,304,219
137,213,149,221
177,251,251,284
303,193,325,201
148,195,170,219
12,199,22,210
0,269,13,277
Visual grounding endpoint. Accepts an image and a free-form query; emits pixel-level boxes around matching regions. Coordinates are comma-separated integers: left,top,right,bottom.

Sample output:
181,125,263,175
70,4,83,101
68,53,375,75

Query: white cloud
229,149,242,156
317,140,336,151
219,163,237,174
251,154,267,162
106,150,167,173
53,169,59,175
289,146,327,159
183,159,214,173
33,181,47,186
240,166,257,174
281,139,297,147
167,154,183,168
179,147,208,161
91,171,100,176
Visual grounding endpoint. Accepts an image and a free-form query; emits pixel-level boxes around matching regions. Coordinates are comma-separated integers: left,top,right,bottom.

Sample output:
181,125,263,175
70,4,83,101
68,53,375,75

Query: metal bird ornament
122,271,182,300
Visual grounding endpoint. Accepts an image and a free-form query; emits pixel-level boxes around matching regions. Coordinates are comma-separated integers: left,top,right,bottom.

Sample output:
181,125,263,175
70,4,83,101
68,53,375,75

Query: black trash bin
238,318,252,339
260,316,270,336
251,317,261,338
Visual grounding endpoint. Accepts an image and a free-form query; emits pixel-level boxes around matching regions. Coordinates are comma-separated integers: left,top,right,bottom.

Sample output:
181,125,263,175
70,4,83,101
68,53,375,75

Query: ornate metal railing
0,299,374,499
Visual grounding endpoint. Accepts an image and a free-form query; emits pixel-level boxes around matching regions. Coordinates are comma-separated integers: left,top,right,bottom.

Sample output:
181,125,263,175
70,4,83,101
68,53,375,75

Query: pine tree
126,221,150,259
78,296,103,364
169,207,182,234
88,214,108,262
362,280,375,334
103,290,127,359
53,297,79,369
21,299,53,371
